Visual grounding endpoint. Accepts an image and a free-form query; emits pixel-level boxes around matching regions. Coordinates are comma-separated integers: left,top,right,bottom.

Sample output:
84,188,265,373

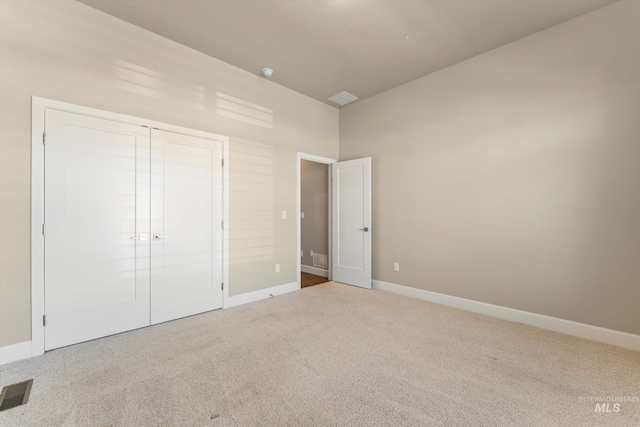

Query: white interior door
332,158,372,289
150,129,223,324
44,110,151,350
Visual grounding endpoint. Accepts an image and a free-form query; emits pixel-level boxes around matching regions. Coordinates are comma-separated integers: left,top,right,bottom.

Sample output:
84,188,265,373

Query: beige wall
301,160,329,268
0,1,338,347
340,1,640,335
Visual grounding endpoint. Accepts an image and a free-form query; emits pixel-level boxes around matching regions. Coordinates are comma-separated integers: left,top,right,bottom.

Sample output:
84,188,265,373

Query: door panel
44,110,151,350
332,158,372,289
337,166,365,269
150,130,223,324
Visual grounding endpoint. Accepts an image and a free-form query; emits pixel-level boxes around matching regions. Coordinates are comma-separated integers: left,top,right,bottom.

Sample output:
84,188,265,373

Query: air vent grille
313,253,328,269
0,379,33,412
328,91,358,106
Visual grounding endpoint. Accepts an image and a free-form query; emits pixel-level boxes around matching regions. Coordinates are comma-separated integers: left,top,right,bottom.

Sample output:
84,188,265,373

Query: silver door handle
359,227,369,232
153,234,169,240
130,233,148,241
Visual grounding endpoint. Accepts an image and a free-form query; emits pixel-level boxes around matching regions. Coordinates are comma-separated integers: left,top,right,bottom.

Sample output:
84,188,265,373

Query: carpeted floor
1,282,638,426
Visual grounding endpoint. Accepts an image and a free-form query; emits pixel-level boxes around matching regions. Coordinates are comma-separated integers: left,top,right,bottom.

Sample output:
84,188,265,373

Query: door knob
153,234,169,240
359,227,369,232
130,233,148,241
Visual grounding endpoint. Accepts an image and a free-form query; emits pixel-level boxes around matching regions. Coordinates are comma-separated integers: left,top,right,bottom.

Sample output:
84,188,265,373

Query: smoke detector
261,68,274,78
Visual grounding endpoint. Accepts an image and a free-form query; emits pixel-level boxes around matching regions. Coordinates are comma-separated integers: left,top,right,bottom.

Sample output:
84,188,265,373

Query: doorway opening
297,154,336,289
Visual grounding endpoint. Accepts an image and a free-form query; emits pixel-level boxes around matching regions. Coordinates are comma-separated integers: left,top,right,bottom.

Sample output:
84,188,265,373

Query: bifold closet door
150,130,223,324
44,110,151,350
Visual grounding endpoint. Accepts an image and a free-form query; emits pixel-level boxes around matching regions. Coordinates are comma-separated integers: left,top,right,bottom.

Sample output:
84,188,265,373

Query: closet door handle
130,234,148,241
358,227,369,232
153,234,169,240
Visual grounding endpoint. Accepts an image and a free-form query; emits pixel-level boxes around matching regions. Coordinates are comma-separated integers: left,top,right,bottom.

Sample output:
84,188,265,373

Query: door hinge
42,224,46,235
221,220,224,230
43,132,46,144
221,159,224,167
221,282,224,291
43,315,46,326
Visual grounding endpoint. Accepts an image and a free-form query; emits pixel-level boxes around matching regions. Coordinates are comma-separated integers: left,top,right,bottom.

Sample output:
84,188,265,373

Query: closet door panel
44,110,151,350
150,129,223,324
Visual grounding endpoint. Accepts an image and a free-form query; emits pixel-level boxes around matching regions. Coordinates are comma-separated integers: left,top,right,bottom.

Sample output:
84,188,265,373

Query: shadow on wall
216,93,274,129
113,61,283,289
112,62,276,132
228,138,275,266
112,61,278,267
113,59,206,110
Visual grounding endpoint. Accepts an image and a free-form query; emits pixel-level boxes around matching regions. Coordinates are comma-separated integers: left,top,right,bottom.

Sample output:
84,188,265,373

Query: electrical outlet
300,250,303,258
301,212,305,219
275,264,280,273
310,250,314,258
281,211,287,220
394,262,400,272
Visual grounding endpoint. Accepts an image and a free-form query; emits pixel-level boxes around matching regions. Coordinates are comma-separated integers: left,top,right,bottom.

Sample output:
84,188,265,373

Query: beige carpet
1,282,638,426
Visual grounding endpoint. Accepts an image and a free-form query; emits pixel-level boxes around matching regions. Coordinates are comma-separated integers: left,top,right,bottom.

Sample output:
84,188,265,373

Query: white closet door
44,110,151,350
150,129,223,324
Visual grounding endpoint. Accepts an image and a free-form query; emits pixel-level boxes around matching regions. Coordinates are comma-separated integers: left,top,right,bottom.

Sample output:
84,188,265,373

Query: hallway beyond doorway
301,273,329,288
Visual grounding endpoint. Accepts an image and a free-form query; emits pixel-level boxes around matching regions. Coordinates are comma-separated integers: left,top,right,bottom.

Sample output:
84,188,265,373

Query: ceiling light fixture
261,68,274,78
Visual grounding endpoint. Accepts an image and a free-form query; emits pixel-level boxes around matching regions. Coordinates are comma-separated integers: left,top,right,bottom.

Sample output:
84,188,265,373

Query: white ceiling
79,0,617,107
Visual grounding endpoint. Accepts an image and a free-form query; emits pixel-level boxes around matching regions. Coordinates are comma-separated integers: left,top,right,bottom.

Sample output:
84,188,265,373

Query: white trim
297,153,336,290
224,282,299,309
301,265,329,278
372,280,640,352
32,97,223,140
297,153,338,165
222,137,230,308
0,341,32,366
31,97,46,358
31,96,229,355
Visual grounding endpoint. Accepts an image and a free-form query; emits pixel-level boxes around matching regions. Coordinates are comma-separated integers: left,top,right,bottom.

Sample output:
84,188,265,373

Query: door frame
31,96,229,356
296,153,337,289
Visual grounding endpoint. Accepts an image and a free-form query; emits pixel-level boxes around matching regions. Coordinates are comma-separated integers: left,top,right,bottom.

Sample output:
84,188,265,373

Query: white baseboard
224,281,299,309
0,340,32,366
301,265,329,278
372,280,640,352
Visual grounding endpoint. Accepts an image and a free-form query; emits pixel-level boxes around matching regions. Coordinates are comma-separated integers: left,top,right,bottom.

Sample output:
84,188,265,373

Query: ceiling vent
328,91,358,106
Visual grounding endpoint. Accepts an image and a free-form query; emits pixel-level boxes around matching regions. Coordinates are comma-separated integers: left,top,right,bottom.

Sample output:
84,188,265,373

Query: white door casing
150,129,223,324
332,158,372,289
296,153,337,289
44,110,151,350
